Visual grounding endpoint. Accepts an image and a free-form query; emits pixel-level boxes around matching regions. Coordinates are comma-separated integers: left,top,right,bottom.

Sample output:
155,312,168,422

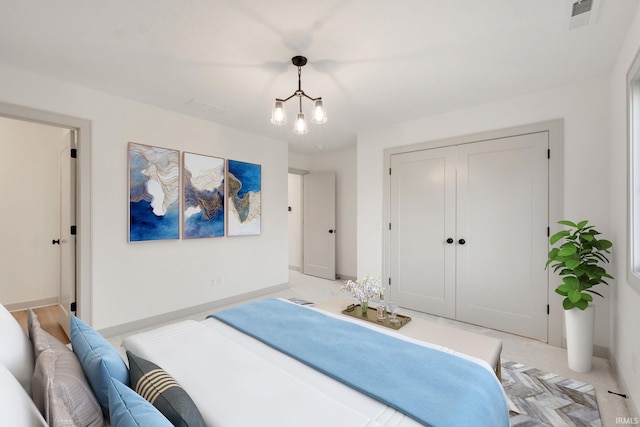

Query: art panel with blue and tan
182,152,225,238
227,160,261,236
128,142,180,242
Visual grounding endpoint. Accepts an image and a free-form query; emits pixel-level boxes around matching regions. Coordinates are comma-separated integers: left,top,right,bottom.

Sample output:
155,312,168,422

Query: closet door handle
458,238,466,245
446,238,454,244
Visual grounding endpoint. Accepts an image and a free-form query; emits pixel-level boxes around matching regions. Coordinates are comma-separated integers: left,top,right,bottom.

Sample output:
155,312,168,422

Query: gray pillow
29,310,103,427
127,351,206,427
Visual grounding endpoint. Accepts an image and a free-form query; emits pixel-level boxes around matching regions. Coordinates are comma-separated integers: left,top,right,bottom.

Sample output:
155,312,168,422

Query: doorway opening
0,101,92,329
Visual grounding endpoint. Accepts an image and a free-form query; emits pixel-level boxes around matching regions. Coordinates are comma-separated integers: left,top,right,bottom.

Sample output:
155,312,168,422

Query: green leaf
576,220,589,229
598,239,613,250
575,299,589,310
564,259,580,269
581,293,593,302
586,289,605,298
562,276,580,288
562,298,574,310
550,230,570,244
568,289,582,303
581,234,594,242
558,243,578,256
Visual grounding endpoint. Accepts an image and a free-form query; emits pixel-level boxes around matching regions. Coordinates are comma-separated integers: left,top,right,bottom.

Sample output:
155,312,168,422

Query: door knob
458,238,466,245
329,229,335,234
52,239,60,245
446,238,454,244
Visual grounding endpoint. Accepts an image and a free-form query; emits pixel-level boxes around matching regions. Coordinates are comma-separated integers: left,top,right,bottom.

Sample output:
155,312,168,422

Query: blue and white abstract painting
128,142,180,242
227,160,261,236
183,152,225,238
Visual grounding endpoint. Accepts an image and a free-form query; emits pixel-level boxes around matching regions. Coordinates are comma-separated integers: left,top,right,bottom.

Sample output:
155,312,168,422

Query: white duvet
122,302,502,427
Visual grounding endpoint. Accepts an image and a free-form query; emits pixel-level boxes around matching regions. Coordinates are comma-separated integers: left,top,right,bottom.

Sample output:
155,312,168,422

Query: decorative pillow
70,315,129,413
29,310,103,427
127,351,206,427
0,303,34,394
28,308,50,357
108,378,173,427
0,361,47,426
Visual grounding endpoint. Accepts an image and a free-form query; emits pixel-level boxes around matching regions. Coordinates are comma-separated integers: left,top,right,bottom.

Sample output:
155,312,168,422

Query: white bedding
122,301,505,427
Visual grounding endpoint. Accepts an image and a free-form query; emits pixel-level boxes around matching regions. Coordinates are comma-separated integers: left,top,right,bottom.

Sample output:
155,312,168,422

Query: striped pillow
126,351,205,427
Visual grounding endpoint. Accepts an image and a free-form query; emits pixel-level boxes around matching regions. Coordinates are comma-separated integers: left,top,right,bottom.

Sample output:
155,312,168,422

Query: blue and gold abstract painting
128,142,180,242
183,152,225,238
227,160,261,236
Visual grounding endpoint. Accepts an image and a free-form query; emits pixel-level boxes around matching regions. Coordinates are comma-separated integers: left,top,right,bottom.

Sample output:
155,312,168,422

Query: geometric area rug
501,360,602,427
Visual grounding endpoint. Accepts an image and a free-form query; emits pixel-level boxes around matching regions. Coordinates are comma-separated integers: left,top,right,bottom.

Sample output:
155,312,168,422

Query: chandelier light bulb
293,112,308,135
311,99,327,124
271,100,287,125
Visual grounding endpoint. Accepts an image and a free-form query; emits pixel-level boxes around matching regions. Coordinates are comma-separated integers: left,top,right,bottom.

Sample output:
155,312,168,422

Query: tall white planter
564,305,596,373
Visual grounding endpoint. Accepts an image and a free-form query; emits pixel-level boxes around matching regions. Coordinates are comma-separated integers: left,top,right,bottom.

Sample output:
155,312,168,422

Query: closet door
455,132,549,341
390,147,456,318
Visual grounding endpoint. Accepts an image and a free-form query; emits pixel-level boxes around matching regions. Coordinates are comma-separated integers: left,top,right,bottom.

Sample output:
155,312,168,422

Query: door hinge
70,302,77,312
547,227,550,237
70,225,77,235
389,223,391,230
71,148,77,158
547,149,550,159
547,304,550,315
388,277,391,286
389,168,391,175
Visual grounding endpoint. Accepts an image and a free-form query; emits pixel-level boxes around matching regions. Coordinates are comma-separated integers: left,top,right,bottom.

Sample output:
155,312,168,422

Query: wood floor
11,305,70,345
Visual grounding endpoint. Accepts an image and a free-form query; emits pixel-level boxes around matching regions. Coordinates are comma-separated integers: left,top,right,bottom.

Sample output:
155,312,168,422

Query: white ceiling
0,0,638,154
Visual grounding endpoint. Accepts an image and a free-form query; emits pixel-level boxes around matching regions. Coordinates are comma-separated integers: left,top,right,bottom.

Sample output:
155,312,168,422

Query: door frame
382,119,564,347
0,101,93,324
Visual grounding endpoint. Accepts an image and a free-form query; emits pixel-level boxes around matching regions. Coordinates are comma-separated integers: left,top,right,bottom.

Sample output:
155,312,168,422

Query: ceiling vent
184,99,226,116
569,0,597,30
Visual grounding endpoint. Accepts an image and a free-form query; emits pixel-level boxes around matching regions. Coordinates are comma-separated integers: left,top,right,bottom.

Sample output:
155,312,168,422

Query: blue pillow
108,378,172,427
70,316,129,413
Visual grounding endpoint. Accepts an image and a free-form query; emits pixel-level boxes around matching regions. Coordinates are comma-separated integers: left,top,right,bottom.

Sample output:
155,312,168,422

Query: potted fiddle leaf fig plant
546,219,613,372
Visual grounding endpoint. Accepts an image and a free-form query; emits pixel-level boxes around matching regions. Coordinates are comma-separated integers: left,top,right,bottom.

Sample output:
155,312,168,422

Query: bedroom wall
357,78,612,353
0,64,289,330
0,117,69,306
608,4,640,415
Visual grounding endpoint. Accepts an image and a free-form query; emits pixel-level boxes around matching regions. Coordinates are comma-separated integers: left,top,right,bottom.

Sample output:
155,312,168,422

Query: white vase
565,305,595,373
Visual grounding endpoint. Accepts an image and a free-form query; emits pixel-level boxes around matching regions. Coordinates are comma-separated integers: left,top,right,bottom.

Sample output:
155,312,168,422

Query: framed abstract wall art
128,142,180,242
226,159,261,236
182,152,225,238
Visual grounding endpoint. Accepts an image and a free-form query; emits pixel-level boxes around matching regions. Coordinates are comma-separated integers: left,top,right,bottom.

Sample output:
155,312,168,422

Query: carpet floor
502,360,602,427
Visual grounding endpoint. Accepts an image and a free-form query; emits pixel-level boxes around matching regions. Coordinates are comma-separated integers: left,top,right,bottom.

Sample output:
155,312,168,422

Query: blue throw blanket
210,299,509,427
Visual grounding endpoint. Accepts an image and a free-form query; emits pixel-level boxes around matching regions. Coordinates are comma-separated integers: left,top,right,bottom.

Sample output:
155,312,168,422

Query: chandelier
270,56,327,135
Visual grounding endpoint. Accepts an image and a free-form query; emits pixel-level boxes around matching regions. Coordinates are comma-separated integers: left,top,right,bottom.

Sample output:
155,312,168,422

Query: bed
122,298,509,427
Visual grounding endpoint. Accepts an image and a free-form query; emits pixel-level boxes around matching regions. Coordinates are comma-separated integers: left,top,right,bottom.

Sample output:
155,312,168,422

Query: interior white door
455,132,549,341
303,172,336,280
390,147,457,317
58,132,76,338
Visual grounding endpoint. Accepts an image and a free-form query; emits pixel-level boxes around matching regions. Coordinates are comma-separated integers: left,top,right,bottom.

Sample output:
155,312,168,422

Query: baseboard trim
98,283,289,338
5,297,59,312
288,266,301,272
611,356,640,419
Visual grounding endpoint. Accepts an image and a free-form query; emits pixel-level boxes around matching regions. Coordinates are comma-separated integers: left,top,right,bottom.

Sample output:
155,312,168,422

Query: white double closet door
390,132,549,341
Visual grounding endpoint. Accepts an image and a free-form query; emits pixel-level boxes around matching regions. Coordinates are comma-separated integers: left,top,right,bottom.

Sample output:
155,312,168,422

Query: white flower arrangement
341,274,383,304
